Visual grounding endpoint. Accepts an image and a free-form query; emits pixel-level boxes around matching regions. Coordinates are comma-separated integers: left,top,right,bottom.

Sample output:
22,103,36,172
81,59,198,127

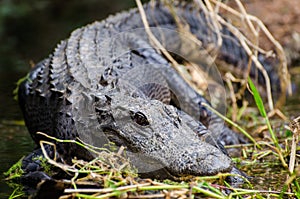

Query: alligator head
72,90,232,179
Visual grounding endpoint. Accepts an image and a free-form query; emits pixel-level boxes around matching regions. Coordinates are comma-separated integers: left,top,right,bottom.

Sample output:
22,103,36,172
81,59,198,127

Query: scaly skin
18,1,278,180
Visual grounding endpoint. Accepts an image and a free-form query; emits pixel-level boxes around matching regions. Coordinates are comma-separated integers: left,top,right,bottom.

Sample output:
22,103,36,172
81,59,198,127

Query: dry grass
137,0,291,111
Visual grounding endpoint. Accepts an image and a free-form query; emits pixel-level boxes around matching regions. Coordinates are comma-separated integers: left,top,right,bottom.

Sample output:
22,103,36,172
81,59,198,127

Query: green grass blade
248,78,287,168
247,78,266,117
13,73,30,101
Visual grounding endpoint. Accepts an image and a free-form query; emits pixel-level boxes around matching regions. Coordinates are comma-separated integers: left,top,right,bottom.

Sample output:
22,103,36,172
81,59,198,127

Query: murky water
0,124,33,198
0,72,34,198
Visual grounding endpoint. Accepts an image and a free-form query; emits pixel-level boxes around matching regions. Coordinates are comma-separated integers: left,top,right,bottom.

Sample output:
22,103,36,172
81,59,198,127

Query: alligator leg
21,142,83,183
20,146,53,192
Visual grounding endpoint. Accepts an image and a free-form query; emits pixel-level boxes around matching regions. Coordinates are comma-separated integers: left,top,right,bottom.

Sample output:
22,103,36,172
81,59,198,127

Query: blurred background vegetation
0,0,136,72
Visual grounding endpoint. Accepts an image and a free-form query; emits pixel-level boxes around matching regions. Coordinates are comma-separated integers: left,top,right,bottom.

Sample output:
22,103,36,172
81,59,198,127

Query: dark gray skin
18,1,279,181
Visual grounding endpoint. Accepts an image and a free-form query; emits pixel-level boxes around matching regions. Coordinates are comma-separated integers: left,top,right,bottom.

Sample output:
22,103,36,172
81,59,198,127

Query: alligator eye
130,111,150,126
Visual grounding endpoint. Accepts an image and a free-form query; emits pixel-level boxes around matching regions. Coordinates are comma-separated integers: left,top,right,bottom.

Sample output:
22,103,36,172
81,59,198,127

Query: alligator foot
22,147,50,173
21,145,70,196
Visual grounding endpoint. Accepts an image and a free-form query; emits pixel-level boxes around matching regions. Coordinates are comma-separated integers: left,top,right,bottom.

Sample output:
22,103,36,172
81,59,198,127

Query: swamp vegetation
1,0,300,198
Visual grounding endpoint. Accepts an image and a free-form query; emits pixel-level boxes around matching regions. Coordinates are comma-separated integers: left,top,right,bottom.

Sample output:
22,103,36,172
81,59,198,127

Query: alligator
18,1,280,181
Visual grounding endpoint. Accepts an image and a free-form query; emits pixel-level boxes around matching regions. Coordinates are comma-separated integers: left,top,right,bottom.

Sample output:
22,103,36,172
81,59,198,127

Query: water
0,72,34,198
0,124,34,198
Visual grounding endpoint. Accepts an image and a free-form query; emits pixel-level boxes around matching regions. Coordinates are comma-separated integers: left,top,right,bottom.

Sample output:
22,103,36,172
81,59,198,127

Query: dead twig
288,116,300,174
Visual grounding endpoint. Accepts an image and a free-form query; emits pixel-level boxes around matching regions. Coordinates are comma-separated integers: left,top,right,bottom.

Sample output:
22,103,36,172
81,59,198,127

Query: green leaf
248,77,267,117
295,191,300,199
4,157,24,179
